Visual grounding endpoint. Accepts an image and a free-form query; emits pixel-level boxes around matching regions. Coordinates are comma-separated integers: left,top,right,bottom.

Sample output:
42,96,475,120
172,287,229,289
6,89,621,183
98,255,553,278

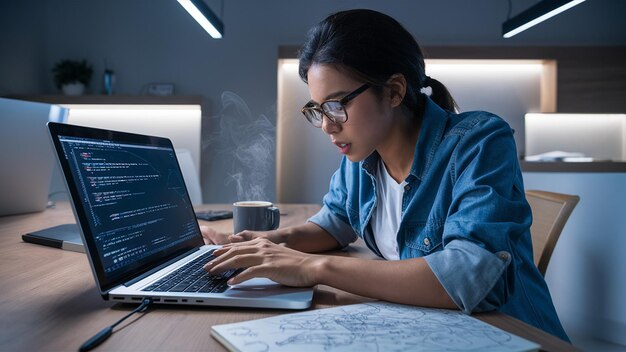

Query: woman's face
306,64,394,162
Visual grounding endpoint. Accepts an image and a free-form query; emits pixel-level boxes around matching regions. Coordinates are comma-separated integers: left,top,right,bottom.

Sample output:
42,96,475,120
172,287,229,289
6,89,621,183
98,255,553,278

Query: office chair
526,190,580,276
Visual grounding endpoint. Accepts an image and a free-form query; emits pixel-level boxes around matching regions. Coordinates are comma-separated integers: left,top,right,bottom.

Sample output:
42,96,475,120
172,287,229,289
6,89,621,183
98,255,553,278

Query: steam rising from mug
204,92,276,201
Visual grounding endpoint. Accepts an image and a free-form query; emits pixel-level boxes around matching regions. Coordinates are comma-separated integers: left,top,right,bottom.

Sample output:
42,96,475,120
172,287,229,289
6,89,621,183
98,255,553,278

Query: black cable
78,298,153,352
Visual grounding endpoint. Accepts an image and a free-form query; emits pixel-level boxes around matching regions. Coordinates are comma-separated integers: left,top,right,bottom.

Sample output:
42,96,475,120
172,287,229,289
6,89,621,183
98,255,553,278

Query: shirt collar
410,97,450,180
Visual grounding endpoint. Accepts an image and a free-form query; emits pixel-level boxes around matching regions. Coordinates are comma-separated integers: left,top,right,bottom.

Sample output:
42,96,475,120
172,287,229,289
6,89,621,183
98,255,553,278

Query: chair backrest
526,190,580,276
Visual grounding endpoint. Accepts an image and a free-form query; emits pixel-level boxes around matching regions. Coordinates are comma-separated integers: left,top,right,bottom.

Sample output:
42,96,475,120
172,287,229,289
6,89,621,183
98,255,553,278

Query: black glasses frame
301,83,371,127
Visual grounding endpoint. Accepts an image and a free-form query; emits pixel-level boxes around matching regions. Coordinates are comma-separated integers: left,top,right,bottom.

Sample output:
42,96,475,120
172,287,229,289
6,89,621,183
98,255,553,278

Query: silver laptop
0,98,67,216
47,122,313,309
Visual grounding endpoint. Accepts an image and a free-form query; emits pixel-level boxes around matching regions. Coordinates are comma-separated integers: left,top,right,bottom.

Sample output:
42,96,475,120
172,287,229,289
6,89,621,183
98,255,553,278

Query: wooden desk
0,202,578,351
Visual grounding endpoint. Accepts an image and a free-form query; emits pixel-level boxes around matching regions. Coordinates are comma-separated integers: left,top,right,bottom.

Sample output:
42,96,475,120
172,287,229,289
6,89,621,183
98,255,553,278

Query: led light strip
503,0,586,38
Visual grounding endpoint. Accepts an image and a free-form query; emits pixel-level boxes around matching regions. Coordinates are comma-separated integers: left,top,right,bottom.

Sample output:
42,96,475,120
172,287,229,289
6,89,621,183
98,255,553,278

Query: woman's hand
202,238,323,287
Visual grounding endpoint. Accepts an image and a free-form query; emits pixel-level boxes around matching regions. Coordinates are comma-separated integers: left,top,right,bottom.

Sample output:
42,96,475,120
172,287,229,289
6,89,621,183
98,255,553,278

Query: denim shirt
309,97,569,341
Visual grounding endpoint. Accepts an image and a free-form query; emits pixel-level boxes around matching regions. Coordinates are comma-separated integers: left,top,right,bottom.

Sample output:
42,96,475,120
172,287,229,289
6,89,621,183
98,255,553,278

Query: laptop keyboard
142,250,241,294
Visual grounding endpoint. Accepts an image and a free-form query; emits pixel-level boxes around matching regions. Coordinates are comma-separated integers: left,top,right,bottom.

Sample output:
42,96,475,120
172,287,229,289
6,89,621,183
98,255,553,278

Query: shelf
6,94,203,105
520,161,626,173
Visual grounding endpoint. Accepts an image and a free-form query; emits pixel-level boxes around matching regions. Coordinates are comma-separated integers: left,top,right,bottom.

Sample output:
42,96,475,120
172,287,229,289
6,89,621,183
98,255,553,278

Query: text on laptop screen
58,135,199,277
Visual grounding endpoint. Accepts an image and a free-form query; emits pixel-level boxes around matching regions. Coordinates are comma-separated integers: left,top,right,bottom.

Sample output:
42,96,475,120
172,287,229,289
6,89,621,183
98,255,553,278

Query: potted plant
52,59,93,96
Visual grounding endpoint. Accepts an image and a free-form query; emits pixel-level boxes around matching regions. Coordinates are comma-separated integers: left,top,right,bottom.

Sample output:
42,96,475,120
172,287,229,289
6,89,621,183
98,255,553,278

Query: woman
202,9,569,341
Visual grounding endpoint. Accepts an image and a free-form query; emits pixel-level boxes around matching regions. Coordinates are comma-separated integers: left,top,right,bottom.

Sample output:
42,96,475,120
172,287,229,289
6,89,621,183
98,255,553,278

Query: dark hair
298,9,457,115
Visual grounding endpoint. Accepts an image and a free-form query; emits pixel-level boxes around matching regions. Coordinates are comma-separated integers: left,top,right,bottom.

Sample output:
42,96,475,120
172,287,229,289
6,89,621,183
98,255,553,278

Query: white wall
62,104,202,175
525,113,626,161
426,60,545,156
276,60,342,203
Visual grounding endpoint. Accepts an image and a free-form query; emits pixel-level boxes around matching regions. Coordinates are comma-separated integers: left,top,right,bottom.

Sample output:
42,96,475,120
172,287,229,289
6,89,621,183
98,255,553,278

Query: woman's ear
387,74,407,108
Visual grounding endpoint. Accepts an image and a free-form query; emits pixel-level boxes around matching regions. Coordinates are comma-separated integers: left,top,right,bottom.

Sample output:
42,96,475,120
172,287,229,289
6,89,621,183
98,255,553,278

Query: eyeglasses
301,83,370,128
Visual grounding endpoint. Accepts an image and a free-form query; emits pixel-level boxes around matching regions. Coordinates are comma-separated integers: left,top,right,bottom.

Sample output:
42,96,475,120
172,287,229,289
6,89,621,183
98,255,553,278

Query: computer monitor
0,98,68,216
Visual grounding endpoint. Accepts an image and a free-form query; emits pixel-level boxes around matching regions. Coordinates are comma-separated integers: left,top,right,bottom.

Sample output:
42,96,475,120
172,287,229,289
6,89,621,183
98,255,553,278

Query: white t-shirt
370,160,407,260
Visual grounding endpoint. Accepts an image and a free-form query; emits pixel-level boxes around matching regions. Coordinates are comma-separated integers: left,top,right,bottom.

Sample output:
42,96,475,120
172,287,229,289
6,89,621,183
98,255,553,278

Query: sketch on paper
211,302,539,352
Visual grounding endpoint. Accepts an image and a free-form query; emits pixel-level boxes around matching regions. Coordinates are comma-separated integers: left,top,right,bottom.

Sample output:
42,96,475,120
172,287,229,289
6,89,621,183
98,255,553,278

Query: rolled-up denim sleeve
424,239,512,314
308,205,357,248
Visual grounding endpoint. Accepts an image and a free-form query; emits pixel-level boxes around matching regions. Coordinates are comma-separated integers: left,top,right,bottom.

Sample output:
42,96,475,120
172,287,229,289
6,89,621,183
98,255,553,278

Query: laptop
0,98,67,216
47,122,313,309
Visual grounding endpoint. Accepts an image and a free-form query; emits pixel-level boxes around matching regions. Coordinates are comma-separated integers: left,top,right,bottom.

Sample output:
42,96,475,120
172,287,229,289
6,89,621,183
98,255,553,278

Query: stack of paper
524,151,591,162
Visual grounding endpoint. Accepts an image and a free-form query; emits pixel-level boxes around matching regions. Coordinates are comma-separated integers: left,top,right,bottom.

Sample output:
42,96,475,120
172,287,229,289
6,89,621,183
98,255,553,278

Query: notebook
211,302,541,352
22,224,84,253
0,98,67,216
47,122,313,309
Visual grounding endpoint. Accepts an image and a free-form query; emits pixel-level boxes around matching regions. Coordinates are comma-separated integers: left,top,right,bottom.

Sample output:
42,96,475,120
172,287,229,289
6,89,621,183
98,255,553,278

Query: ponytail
423,76,458,112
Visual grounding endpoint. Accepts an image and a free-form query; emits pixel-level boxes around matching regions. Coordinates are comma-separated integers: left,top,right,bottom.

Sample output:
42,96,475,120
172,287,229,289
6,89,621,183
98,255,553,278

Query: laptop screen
48,123,203,293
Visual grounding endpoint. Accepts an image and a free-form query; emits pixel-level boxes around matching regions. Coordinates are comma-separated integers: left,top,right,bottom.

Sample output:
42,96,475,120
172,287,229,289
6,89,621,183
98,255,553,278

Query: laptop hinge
123,247,200,287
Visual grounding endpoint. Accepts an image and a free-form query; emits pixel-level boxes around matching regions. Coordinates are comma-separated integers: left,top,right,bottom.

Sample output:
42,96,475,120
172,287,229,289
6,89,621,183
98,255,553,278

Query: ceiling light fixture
502,0,586,38
177,0,224,39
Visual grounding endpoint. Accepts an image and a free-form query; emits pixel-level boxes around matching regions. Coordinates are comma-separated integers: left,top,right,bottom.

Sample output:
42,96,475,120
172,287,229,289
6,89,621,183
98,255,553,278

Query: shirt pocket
403,220,444,257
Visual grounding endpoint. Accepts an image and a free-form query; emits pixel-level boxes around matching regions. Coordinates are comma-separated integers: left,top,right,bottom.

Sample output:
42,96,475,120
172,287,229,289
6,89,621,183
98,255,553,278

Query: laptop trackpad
226,278,311,297
229,278,281,290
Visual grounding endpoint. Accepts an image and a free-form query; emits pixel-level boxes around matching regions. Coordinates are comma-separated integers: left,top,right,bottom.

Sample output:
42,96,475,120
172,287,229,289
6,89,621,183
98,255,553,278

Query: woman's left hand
202,237,322,287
